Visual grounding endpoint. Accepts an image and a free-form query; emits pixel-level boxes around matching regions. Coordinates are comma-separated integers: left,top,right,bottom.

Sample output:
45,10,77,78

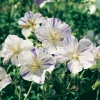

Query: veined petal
42,41,57,54
55,47,72,63
67,60,82,74
35,26,49,42
18,17,28,25
20,39,33,51
24,11,34,20
79,51,94,69
63,36,78,53
34,13,43,23
78,38,93,53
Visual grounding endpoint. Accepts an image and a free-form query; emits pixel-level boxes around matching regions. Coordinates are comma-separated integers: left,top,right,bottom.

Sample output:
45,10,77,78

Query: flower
92,46,100,61
35,18,71,54
84,30,100,46
95,0,100,9
34,0,51,8
18,11,43,37
0,67,12,91
92,46,100,72
55,36,94,74
2,35,33,66
18,47,56,84
88,4,96,14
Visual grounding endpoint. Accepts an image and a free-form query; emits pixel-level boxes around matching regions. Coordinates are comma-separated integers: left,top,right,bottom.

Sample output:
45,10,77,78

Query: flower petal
79,51,94,69
24,11,34,20
18,17,28,25
22,28,32,37
78,38,93,53
67,60,82,74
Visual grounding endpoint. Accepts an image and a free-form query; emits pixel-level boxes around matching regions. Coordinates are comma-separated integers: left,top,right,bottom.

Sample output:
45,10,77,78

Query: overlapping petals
0,67,12,91
55,36,94,74
35,18,71,54
2,35,33,66
18,47,56,84
18,11,43,37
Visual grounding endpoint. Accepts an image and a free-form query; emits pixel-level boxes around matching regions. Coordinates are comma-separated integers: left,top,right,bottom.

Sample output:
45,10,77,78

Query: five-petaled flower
55,36,94,74
2,35,33,66
18,11,43,37
18,47,56,84
0,67,12,91
35,18,71,54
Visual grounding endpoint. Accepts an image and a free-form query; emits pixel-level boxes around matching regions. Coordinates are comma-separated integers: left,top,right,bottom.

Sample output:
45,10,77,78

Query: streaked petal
34,13,43,23
78,38,93,53
18,17,28,25
55,47,72,63
24,11,34,20
79,51,94,69
20,39,33,50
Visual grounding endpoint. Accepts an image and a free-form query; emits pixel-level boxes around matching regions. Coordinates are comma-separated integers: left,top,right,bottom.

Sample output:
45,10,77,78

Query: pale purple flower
18,11,43,37
2,35,33,66
92,46,100,73
35,18,71,54
34,0,51,8
92,46,100,60
55,36,94,74
0,67,12,91
18,47,56,84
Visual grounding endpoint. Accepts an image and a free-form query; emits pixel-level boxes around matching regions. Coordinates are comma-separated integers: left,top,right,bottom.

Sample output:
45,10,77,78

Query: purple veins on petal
52,18,55,27
31,48,37,58
22,71,29,77
61,26,69,33
60,38,64,41
19,19,27,24
44,57,52,63
87,60,94,64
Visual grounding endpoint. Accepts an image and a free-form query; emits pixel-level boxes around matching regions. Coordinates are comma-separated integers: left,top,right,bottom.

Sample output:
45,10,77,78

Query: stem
24,81,33,100
6,64,11,73
80,70,85,78
96,89,99,100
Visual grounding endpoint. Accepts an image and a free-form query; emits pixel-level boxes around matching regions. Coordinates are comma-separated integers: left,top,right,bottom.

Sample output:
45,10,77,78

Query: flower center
21,19,36,31
73,53,79,61
49,31,61,41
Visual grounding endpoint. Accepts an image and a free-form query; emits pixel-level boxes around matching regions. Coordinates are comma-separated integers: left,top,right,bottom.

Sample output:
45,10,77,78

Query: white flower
18,11,43,37
35,18,71,54
0,67,12,91
18,47,56,84
88,4,96,14
84,30,100,46
92,46,100,61
95,0,100,9
34,0,51,8
2,35,33,66
55,36,94,74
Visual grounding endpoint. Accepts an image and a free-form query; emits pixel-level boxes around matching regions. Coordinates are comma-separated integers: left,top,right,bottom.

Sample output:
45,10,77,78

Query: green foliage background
0,0,100,100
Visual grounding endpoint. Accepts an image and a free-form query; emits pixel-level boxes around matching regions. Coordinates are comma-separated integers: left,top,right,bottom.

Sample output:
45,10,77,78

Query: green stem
6,64,11,73
80,70,85,78
24,81,33,100
96,89,99,100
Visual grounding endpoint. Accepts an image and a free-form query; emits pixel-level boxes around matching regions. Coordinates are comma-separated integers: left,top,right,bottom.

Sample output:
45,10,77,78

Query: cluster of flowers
0,11,100,91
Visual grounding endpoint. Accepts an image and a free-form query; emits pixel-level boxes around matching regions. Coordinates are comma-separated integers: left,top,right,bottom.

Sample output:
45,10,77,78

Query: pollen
73,53,79,60
32,66,38,72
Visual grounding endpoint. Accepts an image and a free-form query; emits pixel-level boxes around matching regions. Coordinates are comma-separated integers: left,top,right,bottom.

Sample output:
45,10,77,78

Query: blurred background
0,0,100,100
